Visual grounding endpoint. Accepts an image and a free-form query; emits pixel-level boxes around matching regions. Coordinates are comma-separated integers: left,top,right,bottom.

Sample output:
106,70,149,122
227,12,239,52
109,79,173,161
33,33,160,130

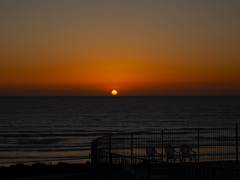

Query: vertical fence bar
91,141,95,165
161,129,164,160
109,134,112,165
131,133,133,165
236,123,239,164
197,128,200,163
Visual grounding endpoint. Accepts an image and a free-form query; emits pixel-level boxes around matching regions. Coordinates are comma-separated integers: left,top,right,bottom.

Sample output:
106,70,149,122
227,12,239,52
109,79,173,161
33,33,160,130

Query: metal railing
91,123,240,166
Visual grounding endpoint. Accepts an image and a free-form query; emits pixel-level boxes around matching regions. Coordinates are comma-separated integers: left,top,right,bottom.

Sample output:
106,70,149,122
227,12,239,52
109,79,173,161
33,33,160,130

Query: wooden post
109,134,112,166
161,129,164,161
131,133,133,165
197,128,200,163
236,123,239,164
147,160,151,180
91,141,96,166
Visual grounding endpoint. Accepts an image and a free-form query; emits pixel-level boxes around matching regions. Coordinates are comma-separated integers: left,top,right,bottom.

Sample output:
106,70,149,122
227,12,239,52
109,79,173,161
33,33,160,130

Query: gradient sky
0,0,239,96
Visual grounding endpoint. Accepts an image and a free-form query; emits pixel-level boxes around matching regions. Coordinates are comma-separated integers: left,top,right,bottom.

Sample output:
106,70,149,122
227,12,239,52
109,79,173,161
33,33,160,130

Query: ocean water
0,96,239,165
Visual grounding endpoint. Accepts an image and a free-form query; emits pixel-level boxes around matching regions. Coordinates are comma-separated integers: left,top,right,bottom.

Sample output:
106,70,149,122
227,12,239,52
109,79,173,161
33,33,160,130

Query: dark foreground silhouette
0,163,92,180
0,161,239,180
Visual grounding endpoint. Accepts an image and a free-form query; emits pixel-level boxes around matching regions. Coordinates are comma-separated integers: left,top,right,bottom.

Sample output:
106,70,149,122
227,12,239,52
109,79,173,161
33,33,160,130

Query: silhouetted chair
179,144,196,162
146,145,157,161
165,144,176,162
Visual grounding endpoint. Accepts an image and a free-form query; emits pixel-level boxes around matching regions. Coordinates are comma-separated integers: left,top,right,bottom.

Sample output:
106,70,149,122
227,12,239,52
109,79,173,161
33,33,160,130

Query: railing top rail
92,127,237,145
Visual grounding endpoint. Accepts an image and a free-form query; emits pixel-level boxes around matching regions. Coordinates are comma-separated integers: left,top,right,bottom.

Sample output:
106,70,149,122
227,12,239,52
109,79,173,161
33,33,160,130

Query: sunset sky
0,0,239,96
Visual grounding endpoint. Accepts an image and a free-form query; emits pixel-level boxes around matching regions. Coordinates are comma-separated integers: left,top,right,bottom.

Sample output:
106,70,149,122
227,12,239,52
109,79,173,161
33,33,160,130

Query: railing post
109,134,112,166
91,140,97,166
131,133,133,165
147,160,151,180
197,128,200,163
161,129,164,160
236,123,239,164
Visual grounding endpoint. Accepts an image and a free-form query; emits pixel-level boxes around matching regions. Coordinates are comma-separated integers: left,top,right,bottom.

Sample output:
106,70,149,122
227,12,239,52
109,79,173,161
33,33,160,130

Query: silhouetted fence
91,124,240,166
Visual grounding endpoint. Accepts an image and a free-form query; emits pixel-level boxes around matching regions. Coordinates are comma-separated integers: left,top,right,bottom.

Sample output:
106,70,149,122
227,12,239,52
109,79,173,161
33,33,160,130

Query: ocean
0,96,239,165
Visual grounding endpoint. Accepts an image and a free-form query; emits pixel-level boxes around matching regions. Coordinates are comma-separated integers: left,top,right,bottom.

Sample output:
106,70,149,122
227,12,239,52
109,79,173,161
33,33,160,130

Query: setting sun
111,90,118,96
